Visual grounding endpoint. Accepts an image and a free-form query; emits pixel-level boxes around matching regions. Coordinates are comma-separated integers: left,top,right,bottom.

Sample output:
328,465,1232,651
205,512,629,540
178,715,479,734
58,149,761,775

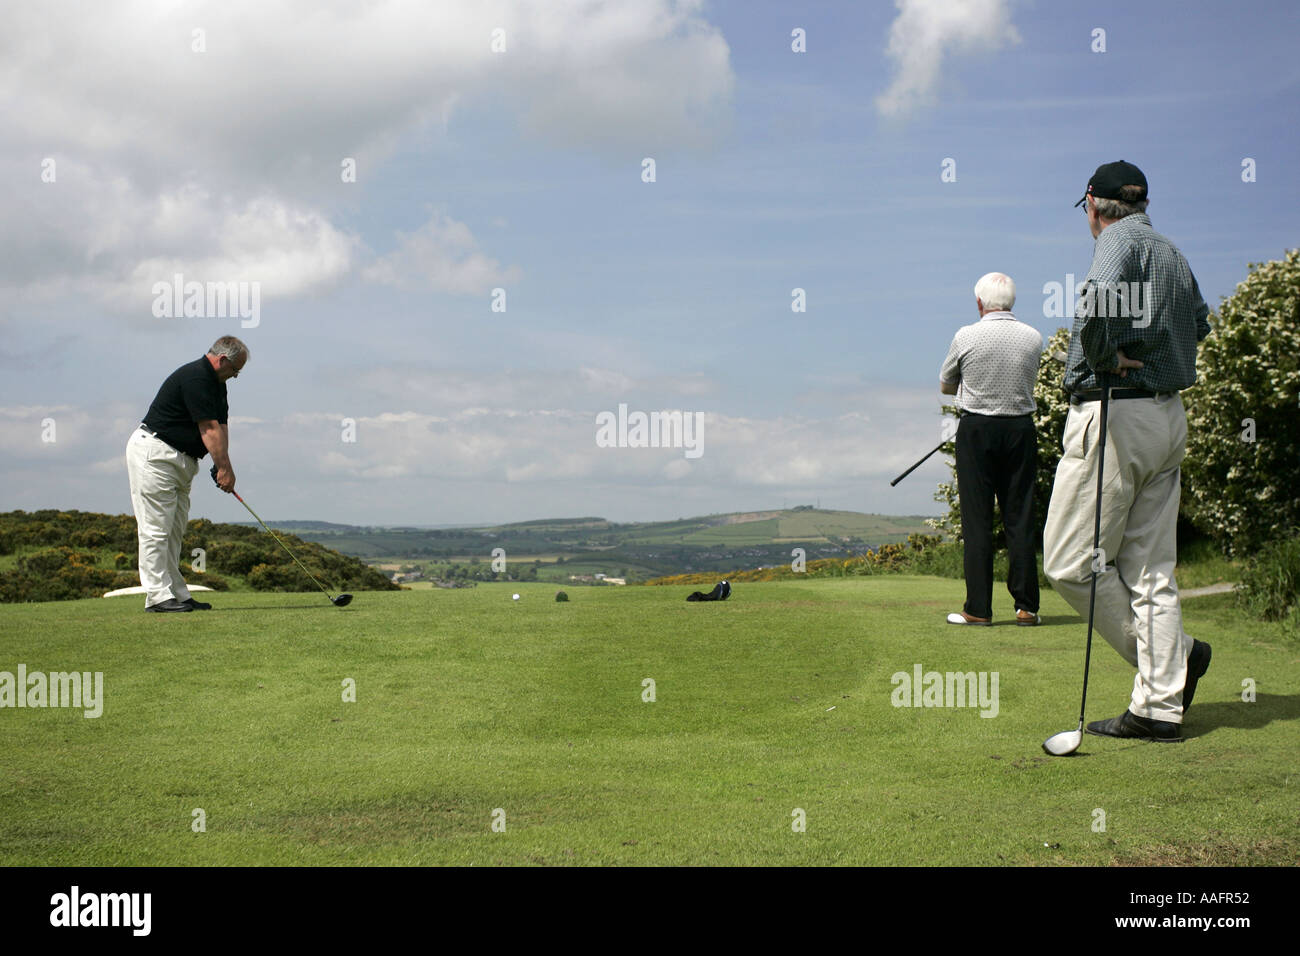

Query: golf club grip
890,439,948,486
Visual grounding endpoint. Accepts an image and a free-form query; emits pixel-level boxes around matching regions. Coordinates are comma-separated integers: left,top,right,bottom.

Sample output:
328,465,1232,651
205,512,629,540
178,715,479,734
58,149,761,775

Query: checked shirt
1063,213,1211,393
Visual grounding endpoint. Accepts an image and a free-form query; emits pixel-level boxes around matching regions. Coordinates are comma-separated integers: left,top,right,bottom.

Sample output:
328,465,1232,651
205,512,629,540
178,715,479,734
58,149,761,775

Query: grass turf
0,578,1295,866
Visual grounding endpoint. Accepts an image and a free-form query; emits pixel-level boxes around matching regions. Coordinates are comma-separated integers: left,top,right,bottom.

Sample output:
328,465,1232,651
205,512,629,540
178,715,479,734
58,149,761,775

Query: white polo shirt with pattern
940,311,1044,416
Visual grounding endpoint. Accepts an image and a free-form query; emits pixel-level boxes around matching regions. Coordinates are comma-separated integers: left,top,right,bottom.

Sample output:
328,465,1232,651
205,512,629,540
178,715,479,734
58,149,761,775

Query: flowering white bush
1182,249,1300,557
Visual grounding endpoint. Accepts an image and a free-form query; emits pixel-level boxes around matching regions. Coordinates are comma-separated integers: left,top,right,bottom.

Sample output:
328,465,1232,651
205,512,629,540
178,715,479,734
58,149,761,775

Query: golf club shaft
231,491,337,600
1077,372,1109,725
890,438,949,487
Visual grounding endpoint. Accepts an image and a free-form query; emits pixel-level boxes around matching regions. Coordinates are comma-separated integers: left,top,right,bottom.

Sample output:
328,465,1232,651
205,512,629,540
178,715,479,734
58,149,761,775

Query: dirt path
1181,582,1236,598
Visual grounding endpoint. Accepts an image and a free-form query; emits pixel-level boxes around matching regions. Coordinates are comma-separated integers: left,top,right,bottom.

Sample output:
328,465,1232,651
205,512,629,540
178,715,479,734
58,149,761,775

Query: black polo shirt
141,356,228,459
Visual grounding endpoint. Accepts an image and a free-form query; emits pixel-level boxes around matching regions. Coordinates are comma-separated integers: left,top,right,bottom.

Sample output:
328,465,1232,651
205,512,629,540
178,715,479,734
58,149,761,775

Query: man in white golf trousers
1044,161,1212,741
125,336,247,612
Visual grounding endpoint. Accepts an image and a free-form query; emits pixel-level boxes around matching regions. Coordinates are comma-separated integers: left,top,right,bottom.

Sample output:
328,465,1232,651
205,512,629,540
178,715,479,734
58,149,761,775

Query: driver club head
332,593,353,607
1042,728,1083,756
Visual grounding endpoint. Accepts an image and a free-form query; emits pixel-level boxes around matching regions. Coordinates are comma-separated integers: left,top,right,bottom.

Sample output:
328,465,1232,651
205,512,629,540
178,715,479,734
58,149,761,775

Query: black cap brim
1074,195,1087,208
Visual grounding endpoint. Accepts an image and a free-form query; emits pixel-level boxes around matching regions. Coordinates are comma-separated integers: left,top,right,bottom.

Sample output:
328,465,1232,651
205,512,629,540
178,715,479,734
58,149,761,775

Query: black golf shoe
1182,639,1211,714
1086,710,1182,742
145,598,193,613
183,597,212,610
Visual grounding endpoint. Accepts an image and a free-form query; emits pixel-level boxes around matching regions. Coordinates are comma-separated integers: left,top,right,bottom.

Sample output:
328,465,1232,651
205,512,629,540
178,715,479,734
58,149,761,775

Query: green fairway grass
0,579,1294,866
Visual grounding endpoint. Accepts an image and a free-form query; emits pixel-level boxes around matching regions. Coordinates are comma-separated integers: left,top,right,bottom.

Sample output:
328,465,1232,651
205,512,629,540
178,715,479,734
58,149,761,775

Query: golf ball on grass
512,593,520,601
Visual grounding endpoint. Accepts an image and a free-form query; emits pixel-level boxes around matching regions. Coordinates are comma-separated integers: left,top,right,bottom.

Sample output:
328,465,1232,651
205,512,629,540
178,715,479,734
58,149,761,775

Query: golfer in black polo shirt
939,273,1044,627
125,336,248,612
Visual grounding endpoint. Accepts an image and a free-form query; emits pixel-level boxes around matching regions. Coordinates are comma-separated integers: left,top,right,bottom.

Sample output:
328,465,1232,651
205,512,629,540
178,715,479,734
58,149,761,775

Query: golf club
211,466,353,607
892,350,1065,489
890,438,949,487
1043,371,1109,756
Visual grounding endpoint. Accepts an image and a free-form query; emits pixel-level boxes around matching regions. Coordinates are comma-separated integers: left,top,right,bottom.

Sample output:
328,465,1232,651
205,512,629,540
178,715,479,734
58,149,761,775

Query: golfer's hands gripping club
210,464,236,494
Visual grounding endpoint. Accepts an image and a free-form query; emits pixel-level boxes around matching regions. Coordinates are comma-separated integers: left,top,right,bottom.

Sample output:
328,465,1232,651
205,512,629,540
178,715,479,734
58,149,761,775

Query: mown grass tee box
0,579,1293,866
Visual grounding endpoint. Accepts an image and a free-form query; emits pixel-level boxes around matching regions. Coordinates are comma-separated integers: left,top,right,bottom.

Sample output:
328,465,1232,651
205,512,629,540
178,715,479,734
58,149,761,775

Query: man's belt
139,422,197,459
1069,388,1168,404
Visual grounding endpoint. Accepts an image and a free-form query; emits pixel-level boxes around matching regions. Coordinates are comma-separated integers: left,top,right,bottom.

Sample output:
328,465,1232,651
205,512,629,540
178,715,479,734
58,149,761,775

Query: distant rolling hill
276,508,943,578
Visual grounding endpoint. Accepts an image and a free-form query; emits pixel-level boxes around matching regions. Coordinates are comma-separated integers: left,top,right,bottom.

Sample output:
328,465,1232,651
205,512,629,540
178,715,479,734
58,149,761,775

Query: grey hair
1093,184,1149,220
974,272,1016,311
208,335,249,363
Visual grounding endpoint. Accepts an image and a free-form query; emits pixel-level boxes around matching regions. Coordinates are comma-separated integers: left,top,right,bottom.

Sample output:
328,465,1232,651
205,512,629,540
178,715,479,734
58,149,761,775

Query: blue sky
2,0,1296,525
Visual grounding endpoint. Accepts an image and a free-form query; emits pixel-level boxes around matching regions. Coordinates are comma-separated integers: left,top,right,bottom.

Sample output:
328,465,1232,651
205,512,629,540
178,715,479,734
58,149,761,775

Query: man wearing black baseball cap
1043,161,1213,742
1072,159,1149,212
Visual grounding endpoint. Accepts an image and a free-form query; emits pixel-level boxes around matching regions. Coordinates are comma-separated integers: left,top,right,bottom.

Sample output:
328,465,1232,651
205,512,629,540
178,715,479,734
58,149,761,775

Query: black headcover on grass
686,580,731,602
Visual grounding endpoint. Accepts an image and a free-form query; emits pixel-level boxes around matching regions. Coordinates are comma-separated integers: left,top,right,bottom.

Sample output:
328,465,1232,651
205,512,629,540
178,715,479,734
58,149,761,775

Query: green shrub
0,570,32,602
206,540,271,577
1183,250,1300,557
104,516,139,553
68,528,109,549
0,510,398,602
17,521,64,547
247,562,313,591
21,577,81,602
55,563,118,594
1237,534,1300,638
910,541,966,579
17,547,96,576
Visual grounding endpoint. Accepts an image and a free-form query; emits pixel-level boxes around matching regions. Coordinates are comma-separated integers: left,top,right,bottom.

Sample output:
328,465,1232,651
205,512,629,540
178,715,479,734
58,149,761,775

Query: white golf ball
512,593,520,601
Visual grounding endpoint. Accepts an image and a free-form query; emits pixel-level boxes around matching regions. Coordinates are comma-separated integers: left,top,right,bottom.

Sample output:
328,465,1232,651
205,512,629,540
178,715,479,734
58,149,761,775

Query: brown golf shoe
946,611,992,626
1016,610,1041,626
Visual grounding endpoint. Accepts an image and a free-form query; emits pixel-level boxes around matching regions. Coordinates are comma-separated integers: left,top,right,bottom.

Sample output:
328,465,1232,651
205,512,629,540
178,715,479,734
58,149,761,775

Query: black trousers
955,412,1039,619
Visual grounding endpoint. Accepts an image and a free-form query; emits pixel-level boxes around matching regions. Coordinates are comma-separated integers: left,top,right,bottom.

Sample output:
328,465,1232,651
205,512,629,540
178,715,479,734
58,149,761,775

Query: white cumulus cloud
876,0,1021,117
0,1,733,308
363,213,520,294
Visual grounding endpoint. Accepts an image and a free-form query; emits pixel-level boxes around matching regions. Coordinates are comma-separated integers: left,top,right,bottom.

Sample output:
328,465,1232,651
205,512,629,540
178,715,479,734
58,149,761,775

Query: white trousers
1043,393,1195,723
125,427,199,607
